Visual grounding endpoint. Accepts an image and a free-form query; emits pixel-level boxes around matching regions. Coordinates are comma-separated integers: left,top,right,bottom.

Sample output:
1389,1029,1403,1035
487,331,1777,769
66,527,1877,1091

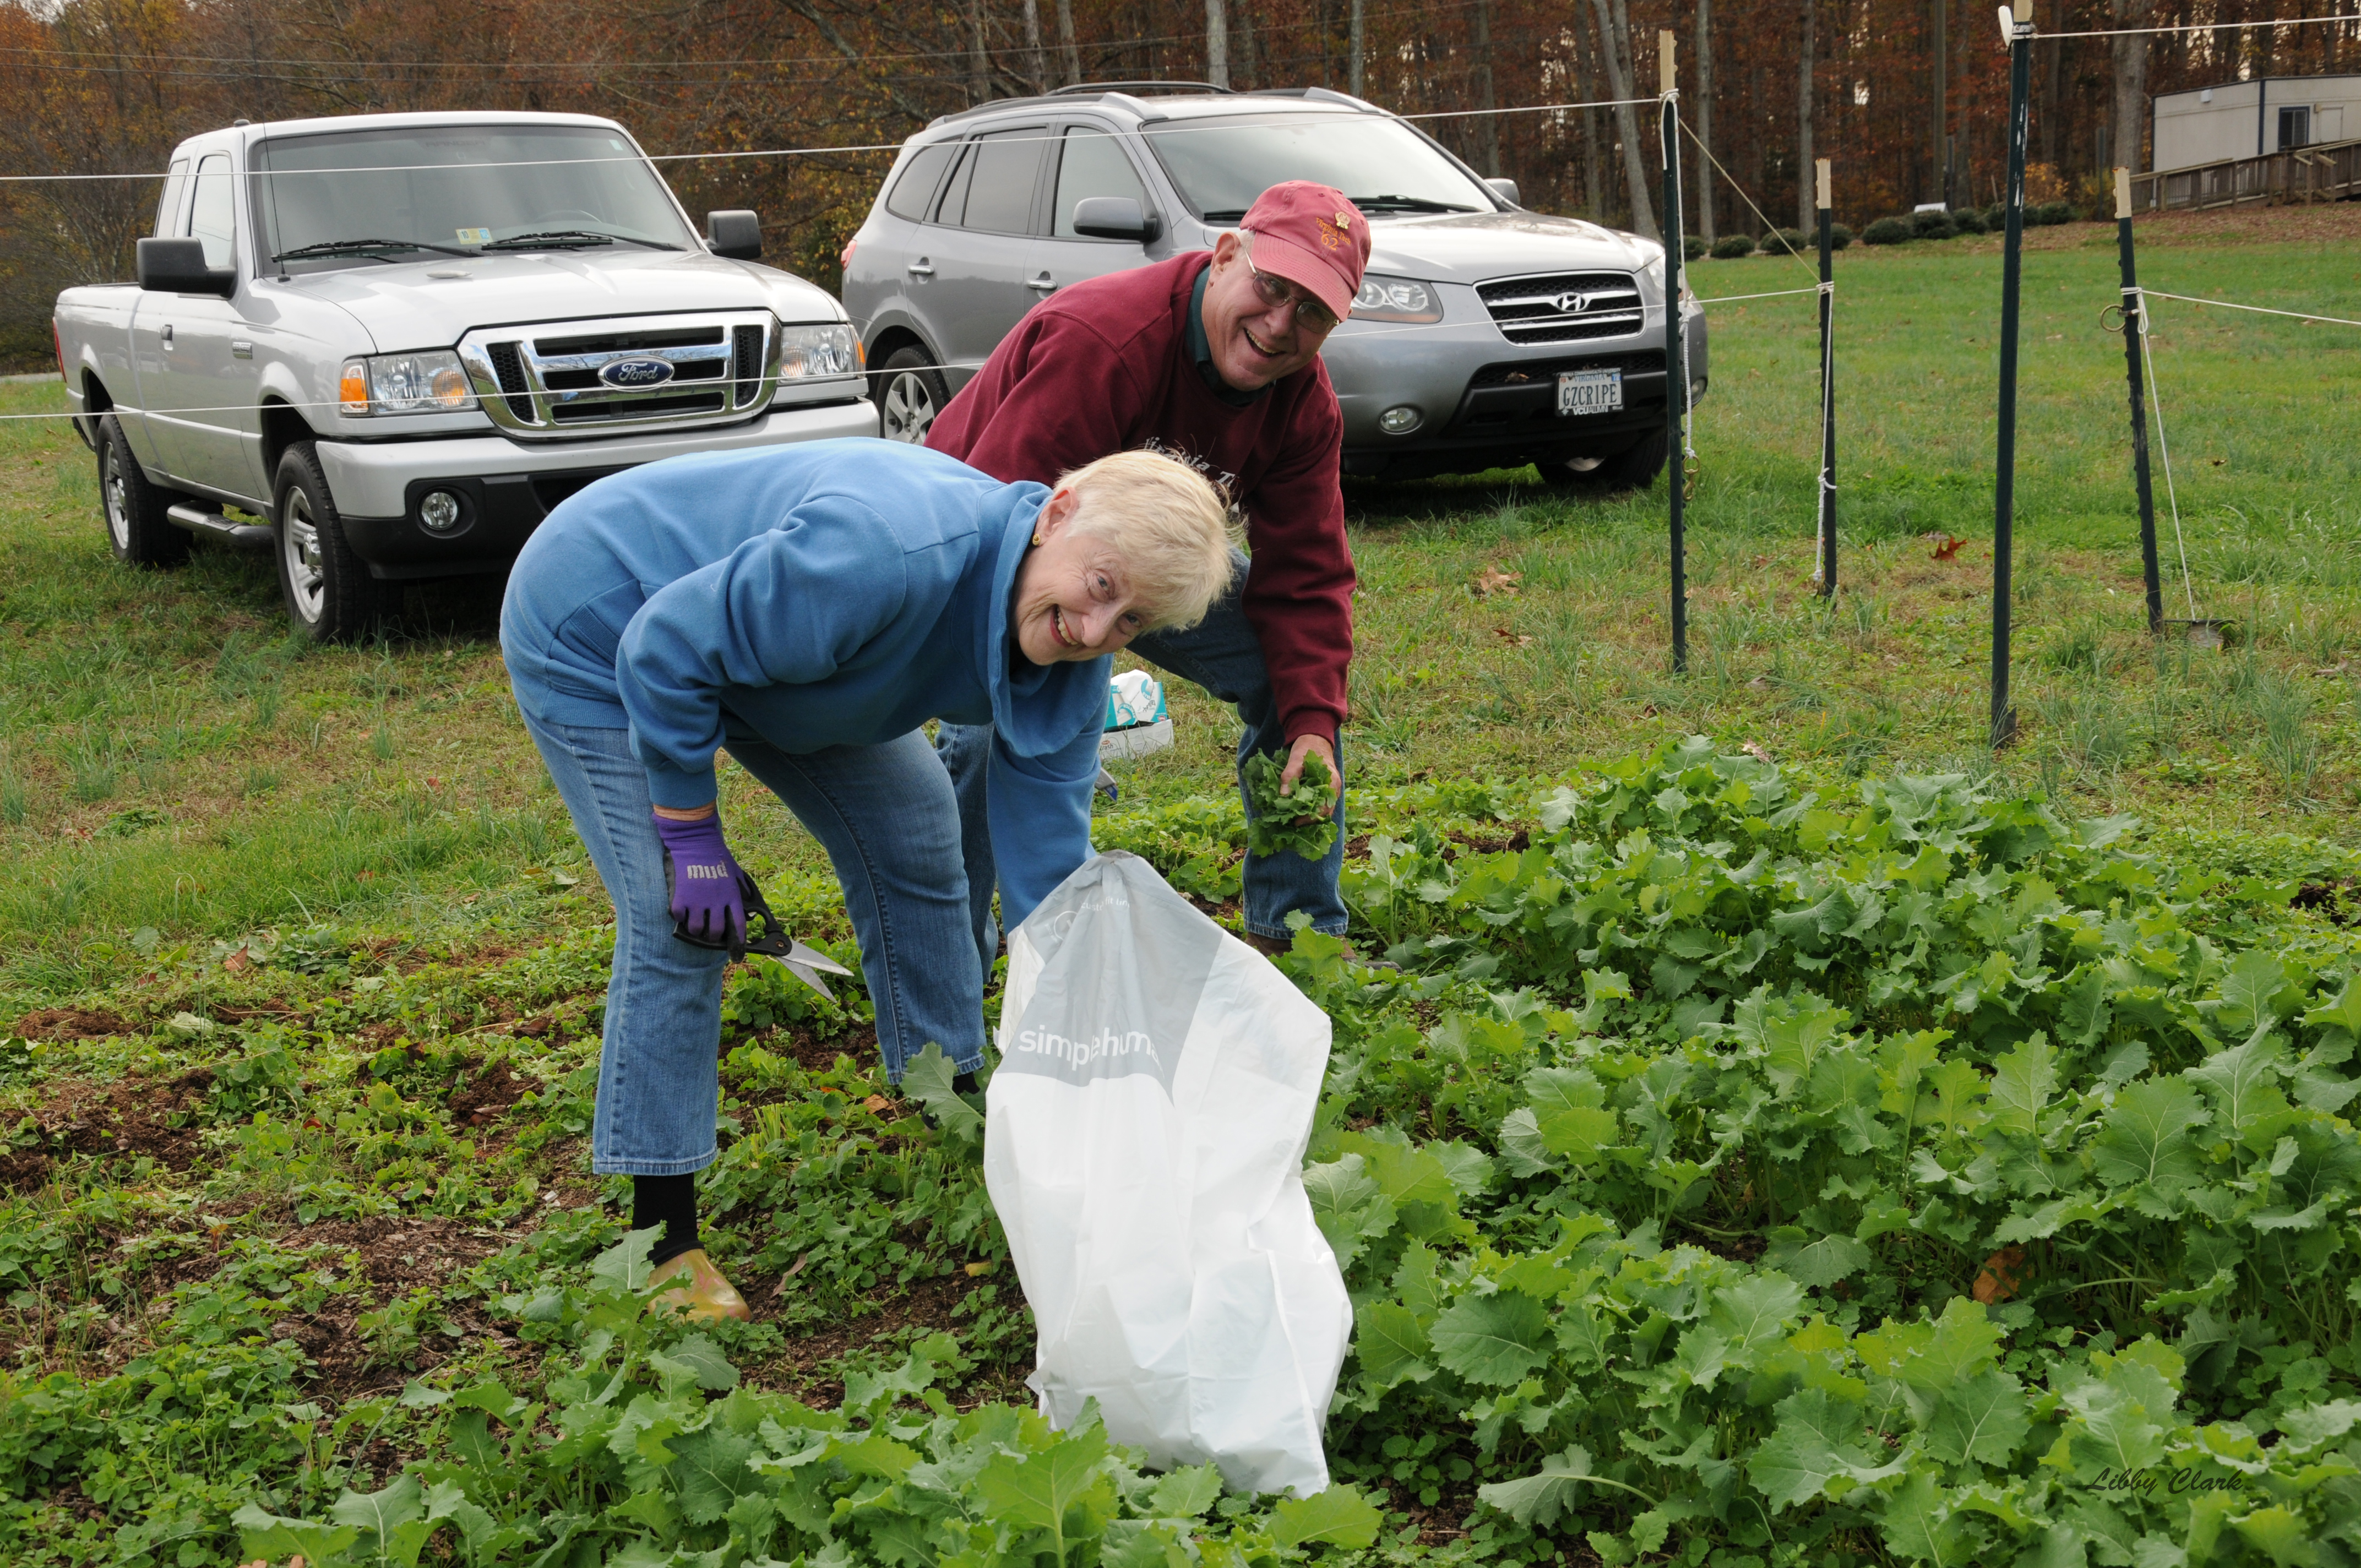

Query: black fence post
1991,8,2033,750
2115,166,2164,634
1661,31,1688,674
1816,157,1837,598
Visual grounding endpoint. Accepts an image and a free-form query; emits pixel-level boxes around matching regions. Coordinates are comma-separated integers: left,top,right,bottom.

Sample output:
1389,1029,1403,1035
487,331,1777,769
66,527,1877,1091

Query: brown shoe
648,1249,752,1322
1243,930,1291,957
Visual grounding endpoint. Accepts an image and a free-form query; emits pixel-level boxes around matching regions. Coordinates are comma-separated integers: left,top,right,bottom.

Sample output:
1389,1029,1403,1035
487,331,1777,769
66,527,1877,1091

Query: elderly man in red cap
927,180,1370,962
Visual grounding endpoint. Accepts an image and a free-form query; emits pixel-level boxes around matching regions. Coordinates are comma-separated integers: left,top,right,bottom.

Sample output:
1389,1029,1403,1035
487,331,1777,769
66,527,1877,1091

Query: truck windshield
251,124,698,273
1139,112,1490,223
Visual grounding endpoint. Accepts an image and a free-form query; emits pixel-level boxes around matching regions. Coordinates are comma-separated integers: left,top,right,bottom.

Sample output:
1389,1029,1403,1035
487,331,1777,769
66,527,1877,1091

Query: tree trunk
1057,0,1081,85
1475,0,1499,174
1022,0,1046,93
969,0,992,103
1695,0,1715,243
1237,0,1258,90
1350,0,1365,97
1797,0,1815,231
1590,0,1658,238
1206,0,1228,88
1930,0,1946,204
2112,0,2152,172
2041,28,2062,168
1576,3,1607,220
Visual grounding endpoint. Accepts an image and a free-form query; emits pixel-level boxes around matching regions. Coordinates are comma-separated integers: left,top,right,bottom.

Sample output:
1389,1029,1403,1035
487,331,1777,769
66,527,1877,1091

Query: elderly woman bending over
500,439,1236,1319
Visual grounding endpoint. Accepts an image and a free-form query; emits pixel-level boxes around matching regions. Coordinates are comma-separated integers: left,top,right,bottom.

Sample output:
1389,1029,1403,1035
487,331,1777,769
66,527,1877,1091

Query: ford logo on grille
598,358,674,389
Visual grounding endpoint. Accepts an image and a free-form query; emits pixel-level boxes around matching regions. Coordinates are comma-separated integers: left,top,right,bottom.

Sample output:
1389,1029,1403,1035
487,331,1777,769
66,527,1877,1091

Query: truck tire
875,346,948,444
274,442,379,643
97,413,190,568
1541,429,1669,494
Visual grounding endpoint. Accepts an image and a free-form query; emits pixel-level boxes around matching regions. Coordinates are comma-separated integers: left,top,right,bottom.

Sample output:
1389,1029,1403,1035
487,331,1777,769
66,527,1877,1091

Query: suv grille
1478,271,1645,345
456,312,782,439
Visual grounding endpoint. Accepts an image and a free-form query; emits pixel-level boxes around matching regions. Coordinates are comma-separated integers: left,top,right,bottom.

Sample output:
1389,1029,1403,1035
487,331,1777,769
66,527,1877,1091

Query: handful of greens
1243,749,1339,861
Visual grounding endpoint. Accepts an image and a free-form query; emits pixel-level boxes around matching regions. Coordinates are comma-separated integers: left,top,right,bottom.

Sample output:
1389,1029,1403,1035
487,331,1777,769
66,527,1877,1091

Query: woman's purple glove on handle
653,812,747,946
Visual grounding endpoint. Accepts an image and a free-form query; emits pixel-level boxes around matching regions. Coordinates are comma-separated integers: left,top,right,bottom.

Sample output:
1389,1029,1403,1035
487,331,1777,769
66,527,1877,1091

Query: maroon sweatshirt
924,252,1353,747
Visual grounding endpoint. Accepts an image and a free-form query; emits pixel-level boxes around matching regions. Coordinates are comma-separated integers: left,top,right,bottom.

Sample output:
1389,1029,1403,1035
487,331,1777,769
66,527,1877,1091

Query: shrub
1828,222,1853,250
1950,207,1988,235
2031,199,2078,226
1710,233,1756,259
1910,208,1956,239
1683,235,1708,260
1862,215,1913,244
1764,226,1811,257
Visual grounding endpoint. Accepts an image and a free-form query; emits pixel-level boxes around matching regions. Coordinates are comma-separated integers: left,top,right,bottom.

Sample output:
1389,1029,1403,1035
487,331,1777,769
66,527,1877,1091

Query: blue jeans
936,549,1347,967
513,701,984,1177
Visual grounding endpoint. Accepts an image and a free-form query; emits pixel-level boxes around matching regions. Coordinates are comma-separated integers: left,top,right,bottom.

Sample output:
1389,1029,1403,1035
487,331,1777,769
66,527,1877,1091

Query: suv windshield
1140,112,1490,222
251,125,697,273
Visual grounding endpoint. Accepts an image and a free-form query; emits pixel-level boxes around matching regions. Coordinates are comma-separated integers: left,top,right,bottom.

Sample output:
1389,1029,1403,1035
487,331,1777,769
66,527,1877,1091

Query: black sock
633,1174,699,1267
954,1071,978,1096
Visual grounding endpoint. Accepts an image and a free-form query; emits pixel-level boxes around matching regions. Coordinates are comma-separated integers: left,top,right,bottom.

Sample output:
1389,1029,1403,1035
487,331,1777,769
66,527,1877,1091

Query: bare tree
1207,0,1228,87
1929,0,1946,203
1475,0,1499,175
969,0,993,104
1797,0,1816,230
1022,0,1046,92
1695,0,1715,243
1575,3,1608,221
1588,0,1658,238
1350,0,1364,96
1056,0,1081,85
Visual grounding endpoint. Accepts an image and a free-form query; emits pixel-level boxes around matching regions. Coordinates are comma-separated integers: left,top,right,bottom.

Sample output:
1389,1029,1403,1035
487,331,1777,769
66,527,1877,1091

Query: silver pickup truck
55,110,874,640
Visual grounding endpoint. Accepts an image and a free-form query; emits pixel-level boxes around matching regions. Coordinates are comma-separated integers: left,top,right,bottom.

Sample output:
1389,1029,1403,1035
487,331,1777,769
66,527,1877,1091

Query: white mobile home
2152,75,2361,169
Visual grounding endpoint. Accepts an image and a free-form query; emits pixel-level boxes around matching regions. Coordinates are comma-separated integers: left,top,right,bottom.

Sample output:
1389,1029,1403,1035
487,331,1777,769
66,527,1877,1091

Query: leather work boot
649,1249,752,1322
1243,930,1396,971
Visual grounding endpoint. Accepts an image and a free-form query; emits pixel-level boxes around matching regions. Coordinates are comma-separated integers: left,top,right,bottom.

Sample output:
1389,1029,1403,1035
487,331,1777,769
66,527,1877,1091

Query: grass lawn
0,208,2357,1568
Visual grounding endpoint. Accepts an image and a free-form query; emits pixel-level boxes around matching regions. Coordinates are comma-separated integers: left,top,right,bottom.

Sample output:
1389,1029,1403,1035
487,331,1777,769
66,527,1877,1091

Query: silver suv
840,83,1705,488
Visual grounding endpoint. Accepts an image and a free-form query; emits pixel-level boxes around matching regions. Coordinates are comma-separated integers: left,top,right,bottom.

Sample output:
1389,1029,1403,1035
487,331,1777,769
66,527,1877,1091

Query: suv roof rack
1047,80,1234,96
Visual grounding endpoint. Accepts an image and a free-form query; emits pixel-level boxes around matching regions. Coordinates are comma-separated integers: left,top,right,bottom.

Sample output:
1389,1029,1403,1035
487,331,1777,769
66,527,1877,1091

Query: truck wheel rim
282,488,327,622
102,442,132,552
881,372,935,443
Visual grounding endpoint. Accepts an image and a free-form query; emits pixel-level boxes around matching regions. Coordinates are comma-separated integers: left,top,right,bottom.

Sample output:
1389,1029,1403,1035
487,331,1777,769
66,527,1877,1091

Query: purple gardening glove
653,810,747,948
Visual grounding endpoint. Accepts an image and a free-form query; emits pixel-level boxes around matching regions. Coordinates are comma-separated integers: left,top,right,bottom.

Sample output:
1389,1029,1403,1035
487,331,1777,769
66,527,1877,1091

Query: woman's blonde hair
1056,449,1244,631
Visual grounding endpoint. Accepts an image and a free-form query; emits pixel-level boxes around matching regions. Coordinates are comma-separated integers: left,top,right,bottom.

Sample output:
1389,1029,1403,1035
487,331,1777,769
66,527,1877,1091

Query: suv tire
274,441,379,643
97,413,191,568
875,345,949,444
1541,429,1669,493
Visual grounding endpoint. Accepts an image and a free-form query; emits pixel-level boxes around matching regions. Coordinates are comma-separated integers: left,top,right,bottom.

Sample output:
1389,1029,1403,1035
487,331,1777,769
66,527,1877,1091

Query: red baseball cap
1238,181,1371,323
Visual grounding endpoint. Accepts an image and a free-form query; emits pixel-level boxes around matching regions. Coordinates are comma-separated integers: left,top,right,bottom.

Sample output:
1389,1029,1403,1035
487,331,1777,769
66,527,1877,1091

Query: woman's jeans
511,696,983,1177
935,549,1347,971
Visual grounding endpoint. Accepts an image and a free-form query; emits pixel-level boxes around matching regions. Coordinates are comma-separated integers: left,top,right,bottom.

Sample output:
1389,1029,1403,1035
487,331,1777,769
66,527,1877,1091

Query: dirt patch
2294,878,2358,926
1446,829,1531,857
7,1069,217,1184
445,1058,536,1128
12,1006,138,1041
749,1270,993,1406
268,1213,510,1397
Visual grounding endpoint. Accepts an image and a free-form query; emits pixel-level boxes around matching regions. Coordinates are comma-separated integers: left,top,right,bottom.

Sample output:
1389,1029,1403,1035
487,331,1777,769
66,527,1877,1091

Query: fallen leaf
863,1094,891,1113
221,948,249,972
1471,566,1522,597
2208,456,2226,467
964,1259,995,1276
1932,536,1967,562
1972,1245,2027,1304
1743,742,1774,764
1492,627,1535,646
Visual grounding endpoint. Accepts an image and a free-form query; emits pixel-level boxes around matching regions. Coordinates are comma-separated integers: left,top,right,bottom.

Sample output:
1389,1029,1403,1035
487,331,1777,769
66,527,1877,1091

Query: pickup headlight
341,352,477,416
776,324,859,380
1351,276,1443,324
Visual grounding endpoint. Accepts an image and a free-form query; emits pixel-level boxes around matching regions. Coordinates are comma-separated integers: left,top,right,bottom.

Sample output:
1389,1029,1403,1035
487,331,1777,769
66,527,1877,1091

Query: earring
1032,533,1044,546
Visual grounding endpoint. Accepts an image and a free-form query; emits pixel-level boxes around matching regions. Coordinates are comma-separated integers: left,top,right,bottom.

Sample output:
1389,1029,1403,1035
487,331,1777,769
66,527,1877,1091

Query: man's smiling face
1199,231,1337,391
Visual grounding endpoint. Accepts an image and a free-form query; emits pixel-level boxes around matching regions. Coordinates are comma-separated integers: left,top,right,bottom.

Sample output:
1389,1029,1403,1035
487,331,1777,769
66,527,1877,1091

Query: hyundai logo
1553,291,1596,314
598,357,674,389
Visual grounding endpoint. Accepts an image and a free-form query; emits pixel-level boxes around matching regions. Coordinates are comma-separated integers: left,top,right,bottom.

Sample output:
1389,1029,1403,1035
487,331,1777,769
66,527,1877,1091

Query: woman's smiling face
1011,488,1153,665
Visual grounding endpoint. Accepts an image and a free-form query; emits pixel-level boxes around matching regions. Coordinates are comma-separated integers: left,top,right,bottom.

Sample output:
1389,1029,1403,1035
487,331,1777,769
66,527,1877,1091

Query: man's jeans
937,549,1346,971
512,700,984,1177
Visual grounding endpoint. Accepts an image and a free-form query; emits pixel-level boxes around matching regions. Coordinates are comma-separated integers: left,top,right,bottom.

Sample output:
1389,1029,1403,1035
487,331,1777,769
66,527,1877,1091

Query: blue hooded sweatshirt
499,438,1107,929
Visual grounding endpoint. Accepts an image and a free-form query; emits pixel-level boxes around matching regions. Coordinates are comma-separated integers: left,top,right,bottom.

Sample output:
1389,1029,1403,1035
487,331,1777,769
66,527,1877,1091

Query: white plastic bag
984,852,1350,1497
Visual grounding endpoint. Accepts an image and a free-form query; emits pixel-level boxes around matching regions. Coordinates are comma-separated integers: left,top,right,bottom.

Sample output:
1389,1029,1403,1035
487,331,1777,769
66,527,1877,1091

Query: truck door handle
231,340,253,360
160,324,175,348
1027,274,1057,292
906,260,934,277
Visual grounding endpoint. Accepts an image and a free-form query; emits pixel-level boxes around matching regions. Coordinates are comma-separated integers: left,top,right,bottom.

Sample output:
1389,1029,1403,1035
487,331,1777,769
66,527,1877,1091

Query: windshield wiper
274,237,477,262
478,230,680,252
1347,194,1481,214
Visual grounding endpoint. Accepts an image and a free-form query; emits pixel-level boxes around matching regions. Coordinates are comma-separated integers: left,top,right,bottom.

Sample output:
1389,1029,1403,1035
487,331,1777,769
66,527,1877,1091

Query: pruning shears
667,862,854,1001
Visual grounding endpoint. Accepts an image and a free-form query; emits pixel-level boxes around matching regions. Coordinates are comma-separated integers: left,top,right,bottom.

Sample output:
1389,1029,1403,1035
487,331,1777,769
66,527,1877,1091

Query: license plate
1558,368,1623,416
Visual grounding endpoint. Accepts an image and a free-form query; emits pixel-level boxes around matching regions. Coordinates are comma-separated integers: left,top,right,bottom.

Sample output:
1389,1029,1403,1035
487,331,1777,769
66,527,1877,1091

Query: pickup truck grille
458,312,780,439
1478,271,1646,345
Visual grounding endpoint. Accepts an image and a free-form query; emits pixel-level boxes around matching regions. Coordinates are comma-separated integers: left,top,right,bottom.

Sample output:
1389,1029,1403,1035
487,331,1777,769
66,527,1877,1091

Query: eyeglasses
1241,236,1341,335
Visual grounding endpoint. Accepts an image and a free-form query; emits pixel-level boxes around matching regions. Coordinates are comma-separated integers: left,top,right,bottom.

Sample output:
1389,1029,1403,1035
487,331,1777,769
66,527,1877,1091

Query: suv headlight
342,351,477,416
1351,276,1444,324
776,324,860,379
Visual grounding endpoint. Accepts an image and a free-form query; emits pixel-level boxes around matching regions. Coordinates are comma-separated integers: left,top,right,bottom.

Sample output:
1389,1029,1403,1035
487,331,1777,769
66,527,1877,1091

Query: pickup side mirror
1071,196,1161,243
706,210,764,261
1485,177,1522,208
137,237,236,297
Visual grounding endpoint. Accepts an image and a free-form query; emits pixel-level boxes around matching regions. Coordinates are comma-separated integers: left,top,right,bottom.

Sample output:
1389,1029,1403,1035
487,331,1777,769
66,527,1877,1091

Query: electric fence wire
2028,10,2360,40
2137,289,2361,330
0,95,1656,183
2130,290,2201,622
